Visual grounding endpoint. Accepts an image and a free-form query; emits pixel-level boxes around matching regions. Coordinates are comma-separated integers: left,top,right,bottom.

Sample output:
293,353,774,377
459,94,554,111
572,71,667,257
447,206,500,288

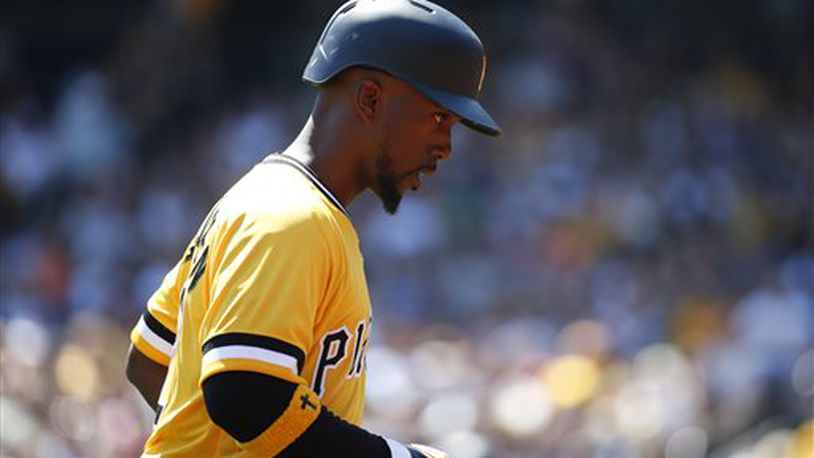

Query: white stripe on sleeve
136,316,174,357
201,345,299,375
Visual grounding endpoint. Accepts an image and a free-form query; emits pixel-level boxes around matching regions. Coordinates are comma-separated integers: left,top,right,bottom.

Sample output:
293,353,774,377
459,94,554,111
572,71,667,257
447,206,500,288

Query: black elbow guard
202,371,297,442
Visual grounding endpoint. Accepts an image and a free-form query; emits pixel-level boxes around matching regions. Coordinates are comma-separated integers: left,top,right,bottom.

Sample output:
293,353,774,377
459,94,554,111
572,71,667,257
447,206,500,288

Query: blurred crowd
1,0,812,457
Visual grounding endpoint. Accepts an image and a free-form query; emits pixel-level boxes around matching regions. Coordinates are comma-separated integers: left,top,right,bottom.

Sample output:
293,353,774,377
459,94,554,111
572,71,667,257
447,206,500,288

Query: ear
355,78,382,122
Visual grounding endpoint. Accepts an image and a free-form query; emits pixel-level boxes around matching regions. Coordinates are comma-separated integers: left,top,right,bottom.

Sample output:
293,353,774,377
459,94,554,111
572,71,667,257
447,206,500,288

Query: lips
410,163,437,191
401,162,438,192
411,172,422,191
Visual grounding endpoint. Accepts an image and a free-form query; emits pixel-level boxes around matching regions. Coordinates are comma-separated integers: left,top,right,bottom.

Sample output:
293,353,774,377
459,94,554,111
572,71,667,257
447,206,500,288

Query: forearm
126,344,168,411
281,406,406,457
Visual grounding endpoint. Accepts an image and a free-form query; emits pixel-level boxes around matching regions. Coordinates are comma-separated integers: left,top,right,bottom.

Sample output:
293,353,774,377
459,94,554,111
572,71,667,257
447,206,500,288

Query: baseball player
125,0,500,456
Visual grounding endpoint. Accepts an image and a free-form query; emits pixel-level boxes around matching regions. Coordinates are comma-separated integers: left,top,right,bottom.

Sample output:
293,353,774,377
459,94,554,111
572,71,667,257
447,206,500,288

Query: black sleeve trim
202,333,305,374
143,311,176,344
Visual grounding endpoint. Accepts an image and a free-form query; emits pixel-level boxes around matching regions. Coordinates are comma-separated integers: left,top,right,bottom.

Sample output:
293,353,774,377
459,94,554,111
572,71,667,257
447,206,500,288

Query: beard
375,147,402,215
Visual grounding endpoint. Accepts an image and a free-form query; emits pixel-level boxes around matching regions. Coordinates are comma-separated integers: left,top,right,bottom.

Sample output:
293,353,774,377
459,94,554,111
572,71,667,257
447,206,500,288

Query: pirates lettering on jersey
347,318,370,379
180,204,220,304
312,326,349,396
312,317,371,396
175,204,220,353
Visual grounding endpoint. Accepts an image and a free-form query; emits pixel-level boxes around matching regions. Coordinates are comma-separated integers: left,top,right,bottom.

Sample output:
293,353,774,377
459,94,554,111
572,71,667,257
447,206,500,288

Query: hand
407,443,448,458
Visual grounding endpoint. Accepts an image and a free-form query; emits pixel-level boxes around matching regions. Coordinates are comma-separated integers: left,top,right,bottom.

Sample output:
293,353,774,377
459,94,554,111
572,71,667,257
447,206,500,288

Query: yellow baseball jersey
130,154,373,457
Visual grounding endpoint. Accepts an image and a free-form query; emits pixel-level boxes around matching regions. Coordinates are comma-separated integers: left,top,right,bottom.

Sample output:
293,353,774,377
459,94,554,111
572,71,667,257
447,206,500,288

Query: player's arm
126,343,168,411
202,370,441,457
126,260,184,410
126,309,176,411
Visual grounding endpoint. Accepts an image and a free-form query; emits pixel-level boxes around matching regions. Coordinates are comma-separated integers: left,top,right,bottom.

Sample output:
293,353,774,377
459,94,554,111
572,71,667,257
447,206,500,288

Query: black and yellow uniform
131,154,378,456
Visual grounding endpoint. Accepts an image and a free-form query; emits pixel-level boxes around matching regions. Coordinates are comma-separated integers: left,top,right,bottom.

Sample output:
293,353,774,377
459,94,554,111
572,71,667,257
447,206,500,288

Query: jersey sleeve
199,211,333,387
130,259,186,366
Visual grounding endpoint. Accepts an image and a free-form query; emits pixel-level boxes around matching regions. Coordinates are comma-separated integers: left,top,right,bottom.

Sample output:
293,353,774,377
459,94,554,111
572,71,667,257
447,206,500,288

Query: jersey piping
262,153,350,218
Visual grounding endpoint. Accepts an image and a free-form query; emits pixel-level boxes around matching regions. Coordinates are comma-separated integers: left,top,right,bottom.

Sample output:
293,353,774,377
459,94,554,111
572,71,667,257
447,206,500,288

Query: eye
433,112,449,125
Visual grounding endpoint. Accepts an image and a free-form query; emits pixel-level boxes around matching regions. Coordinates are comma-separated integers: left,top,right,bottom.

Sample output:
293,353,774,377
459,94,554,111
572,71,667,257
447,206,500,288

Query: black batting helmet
303,0,501,136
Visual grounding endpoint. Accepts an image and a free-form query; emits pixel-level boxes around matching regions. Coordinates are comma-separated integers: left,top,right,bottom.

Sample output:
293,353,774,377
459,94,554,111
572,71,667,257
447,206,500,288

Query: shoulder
215,165,340,252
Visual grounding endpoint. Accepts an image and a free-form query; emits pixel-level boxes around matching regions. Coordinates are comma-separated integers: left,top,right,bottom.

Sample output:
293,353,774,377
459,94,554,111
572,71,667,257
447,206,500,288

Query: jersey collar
262,153,350,218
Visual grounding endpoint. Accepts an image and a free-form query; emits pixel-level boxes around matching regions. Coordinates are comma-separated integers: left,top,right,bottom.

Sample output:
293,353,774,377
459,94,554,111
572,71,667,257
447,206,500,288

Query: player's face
373,83,459,214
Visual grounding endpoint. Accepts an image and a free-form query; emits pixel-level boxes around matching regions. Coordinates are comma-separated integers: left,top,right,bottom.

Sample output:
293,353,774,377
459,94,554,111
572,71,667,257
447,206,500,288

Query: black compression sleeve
202,371,391,456
279,407,390,457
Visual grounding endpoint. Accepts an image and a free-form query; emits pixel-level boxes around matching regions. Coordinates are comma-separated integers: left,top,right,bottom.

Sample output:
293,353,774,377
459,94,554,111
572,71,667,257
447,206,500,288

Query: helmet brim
411,80,502,137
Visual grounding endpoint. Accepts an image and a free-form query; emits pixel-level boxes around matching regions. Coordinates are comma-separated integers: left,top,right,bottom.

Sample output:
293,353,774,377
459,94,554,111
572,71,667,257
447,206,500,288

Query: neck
281,114,366,210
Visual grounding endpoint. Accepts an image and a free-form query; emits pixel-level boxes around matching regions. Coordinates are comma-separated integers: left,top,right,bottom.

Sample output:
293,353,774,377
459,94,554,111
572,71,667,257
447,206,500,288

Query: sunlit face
371,81,460,214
